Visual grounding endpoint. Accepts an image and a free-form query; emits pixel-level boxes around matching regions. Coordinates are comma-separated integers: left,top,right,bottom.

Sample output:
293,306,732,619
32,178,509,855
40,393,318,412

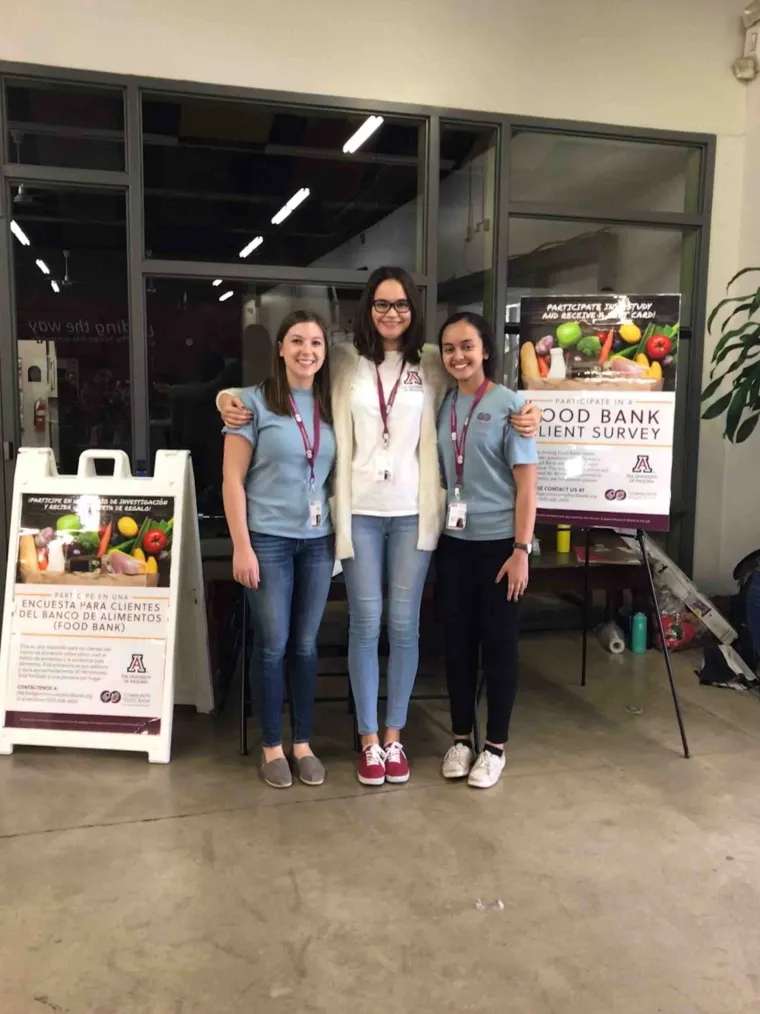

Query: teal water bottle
631,612,647,654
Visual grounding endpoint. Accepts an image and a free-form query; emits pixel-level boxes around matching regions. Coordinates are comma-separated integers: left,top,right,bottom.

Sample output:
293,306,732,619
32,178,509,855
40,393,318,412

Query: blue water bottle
631,612,647,654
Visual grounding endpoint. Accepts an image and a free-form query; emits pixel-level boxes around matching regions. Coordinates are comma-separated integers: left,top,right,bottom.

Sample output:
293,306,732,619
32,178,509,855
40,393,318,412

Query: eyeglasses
372,299,411,315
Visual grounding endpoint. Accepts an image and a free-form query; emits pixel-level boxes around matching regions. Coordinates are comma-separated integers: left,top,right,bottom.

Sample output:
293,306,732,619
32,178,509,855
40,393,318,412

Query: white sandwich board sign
0,448,213,763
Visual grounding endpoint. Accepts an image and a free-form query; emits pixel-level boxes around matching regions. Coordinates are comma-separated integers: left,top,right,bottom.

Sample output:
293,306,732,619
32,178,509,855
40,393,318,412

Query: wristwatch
514,541,532,555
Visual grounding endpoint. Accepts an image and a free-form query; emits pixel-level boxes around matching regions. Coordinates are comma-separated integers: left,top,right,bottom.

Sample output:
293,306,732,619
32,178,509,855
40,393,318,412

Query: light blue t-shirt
437,384,538,541
223,385,336,539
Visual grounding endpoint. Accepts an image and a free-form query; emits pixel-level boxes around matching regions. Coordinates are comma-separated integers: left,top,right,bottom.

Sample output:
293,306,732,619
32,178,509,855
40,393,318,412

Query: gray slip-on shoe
260,756,293,788
290,753,326,786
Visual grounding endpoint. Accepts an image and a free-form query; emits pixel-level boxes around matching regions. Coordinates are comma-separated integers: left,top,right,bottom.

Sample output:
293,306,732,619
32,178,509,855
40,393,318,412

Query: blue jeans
246,532,335,747
341,514,432,736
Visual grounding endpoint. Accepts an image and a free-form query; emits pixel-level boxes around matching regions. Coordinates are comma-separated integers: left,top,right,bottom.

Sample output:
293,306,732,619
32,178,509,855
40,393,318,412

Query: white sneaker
442,742,474,779
468,750,506,789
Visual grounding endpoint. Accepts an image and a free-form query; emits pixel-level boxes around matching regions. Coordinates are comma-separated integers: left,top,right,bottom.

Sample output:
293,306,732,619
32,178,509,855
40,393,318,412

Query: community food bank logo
605,489,627,501
632,455,653,474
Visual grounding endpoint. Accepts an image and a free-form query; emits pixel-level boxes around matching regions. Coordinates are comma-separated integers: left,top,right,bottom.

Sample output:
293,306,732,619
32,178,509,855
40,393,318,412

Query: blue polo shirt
223,385,336,539
437,384,538,541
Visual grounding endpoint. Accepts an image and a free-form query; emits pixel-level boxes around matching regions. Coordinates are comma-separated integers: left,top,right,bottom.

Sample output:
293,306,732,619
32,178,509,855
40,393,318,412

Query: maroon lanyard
375,361,406,447
289,393,321,491
450,379,490,490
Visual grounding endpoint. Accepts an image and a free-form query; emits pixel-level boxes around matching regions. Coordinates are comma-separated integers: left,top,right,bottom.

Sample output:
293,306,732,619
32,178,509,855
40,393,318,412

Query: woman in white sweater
218,266,540,786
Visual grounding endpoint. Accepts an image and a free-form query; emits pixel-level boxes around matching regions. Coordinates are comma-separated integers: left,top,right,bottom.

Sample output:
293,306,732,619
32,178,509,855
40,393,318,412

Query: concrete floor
2,635,760,1014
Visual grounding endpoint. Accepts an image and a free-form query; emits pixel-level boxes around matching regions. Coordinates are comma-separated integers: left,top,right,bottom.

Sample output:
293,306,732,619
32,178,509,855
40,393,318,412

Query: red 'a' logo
126,654,147,674
632,455,653,474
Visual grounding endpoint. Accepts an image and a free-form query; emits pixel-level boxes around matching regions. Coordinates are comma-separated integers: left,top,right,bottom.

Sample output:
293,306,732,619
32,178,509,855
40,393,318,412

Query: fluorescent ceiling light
239,236,264,258
10,220,30,246
219,290,234,302
271,188,310,226
36,259,50,275
51,280,60,293
343,115,383,154
212,279,223,286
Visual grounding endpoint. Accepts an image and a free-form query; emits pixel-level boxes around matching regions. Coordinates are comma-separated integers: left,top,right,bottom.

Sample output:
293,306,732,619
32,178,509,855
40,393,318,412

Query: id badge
309,499,323,528
446,501,468,530
374,450,394,483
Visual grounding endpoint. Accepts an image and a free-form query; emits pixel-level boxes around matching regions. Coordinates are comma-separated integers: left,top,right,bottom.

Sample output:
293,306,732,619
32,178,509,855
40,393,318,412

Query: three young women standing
220,269,540,788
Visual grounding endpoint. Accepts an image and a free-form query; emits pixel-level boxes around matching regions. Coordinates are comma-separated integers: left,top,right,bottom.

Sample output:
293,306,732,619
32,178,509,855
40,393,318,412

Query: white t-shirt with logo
350,350,425,516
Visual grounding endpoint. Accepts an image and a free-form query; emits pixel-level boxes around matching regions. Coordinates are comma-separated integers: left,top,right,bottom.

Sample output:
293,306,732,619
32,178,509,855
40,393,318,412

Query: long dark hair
354,265,424,365
438,311,497,381
262,310,332,424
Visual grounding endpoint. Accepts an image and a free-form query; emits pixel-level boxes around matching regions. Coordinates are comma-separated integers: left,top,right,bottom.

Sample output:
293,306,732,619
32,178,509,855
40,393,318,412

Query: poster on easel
519,294,680,531
0,448,213,763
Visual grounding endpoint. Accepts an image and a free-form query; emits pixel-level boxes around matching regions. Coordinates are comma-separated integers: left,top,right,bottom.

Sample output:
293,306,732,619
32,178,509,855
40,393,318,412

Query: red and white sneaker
384,742,410,784
357,743,386,786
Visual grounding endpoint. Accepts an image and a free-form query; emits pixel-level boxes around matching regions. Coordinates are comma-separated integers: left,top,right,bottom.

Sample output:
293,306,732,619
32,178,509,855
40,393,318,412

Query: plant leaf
722,301,754,330
701,376,725,401
710,324,760,366
727,266,760,289
701,391,733,420
736,414,760,443
708,294,755,334
725,385,749,441
720,344,760,377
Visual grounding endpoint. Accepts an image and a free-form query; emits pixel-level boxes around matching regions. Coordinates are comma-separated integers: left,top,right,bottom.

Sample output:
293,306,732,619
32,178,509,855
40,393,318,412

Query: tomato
142,529,167,555
645,335,672,361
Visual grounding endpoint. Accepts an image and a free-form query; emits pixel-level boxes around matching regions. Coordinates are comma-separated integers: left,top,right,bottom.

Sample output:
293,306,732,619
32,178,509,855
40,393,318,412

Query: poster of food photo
16,494,174,588
519,294,680,531
5,493,176,735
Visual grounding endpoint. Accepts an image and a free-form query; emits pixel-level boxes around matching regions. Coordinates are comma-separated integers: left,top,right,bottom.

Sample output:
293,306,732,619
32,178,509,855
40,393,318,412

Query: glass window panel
506,218,694,326
5,81,125,171
510,132,702,214
436,122,497,328
142,96,423,269
146,278,364,536
9,185,130,473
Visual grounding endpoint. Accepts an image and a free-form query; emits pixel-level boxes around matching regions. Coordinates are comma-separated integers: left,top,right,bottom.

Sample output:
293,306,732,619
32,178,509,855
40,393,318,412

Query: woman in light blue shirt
436,312,538,790
222,310,336,789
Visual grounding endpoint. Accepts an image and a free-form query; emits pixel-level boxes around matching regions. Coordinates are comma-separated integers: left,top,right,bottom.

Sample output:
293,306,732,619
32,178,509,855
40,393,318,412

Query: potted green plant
702,267,760,442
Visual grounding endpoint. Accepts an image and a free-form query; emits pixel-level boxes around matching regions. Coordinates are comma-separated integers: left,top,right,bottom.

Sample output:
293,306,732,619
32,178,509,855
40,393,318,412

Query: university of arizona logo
404,370,422,387
632,455,652,474
126,653,147,674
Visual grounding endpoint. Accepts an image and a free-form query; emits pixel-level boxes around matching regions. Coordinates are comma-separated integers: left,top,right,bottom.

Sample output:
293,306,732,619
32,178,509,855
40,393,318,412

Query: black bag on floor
732,549,760,672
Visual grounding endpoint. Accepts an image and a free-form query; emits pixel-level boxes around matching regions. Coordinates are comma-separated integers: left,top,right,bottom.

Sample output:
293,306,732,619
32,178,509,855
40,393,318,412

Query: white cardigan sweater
217,342,451,560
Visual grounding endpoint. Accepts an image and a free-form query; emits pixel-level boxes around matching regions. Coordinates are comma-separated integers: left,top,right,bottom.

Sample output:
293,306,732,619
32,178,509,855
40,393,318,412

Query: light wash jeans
246,532,335,747
341,514,432,736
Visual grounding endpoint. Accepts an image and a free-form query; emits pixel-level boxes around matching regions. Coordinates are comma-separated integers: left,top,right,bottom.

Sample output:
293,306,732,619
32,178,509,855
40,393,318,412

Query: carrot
598,329,614,363
97,521,113,558
537,355,550,378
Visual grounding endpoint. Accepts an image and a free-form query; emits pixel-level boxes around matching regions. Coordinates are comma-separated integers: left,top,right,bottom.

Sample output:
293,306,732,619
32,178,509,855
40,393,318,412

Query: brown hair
439,311,497,380
262,310,332,424
354,265,424,366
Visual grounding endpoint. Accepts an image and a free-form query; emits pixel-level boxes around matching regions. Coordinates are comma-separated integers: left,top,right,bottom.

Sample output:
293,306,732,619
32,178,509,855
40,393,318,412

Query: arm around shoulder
216,387,242,411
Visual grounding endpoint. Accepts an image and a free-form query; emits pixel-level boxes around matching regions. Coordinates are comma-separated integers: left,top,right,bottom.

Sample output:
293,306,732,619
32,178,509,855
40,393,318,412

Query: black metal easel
579,526,690,759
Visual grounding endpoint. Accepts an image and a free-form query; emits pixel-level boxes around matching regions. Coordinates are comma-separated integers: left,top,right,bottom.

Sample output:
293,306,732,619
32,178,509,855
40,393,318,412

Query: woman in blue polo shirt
436,311,538,789
222,310,336,789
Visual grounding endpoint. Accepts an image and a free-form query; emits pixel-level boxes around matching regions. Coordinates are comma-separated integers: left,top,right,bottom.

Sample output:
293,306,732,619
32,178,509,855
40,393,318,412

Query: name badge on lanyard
374,362,405,483
289,393,322,528
446,379,489,531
